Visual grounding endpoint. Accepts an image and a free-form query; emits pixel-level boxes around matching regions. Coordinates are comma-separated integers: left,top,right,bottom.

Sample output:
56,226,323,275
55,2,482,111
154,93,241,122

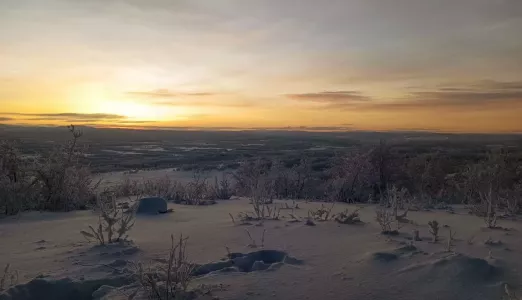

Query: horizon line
1,123,521,136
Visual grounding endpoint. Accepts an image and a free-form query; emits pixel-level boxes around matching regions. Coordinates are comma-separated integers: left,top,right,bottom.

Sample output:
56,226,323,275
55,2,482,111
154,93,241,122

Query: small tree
463,151,514,228
80,192,136,245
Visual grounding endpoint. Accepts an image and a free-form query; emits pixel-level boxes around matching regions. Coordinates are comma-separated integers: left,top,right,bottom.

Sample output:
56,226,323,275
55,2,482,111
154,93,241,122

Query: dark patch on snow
0,276,133,300
192,250,303,276
368,245,421,262
88,242,140,258
396,253,501,288
380,230,400,236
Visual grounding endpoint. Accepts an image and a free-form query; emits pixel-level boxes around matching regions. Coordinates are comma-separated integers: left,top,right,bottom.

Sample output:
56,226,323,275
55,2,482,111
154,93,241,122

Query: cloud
0,113,127,122
116,120,158,124
127,89,254,108
257,125,354,131
411,91,522,105
289,81,522,111
0,117,13,121
285,91,372,109
1,112,126,119
469,80,522,90
376,80,522,110
126,90,218,98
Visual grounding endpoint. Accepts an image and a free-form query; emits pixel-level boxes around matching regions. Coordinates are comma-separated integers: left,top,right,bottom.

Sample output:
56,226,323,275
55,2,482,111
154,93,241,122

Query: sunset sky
1,0,522,133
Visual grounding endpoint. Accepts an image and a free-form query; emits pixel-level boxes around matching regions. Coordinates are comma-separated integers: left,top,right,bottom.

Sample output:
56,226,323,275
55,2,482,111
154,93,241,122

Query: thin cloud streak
126,90,219,98
0,113,126,120
285,91,372,109
287,81,522,111
127,89,255,108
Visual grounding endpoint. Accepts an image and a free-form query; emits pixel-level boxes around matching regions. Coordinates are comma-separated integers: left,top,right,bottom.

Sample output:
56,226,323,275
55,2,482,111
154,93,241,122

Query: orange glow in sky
1,0,522,133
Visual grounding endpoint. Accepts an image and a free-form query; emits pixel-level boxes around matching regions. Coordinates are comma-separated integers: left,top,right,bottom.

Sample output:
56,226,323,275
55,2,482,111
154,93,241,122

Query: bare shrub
406,154,448,207
384,185,410,220
116,174,210,205
80,193,136,245
324,152,374,203
134,234,196,300
35,125,99,211
375,208,394,234
479,185,499,228
308,203,335,221
0,141,39,215
184,172,208,205
412,229,421,241
305,218,316,226
484,236,502,246
446,229,456,252
504,283,520,300
232,159,272,197
370,140,392,200
212,172,233,200
287,211,302,223
458,150,517,228
428,220,440,242
1,126,99,214
116,178,141,198
334,208,362,224
0,264,18,292
140,176,184,201
279,201,300,210
500,184,522,216
243,172,280,220
229,212,254,225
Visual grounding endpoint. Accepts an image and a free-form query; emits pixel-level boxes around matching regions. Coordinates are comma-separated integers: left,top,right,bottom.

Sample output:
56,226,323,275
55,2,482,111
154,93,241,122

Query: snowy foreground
1,199,521,300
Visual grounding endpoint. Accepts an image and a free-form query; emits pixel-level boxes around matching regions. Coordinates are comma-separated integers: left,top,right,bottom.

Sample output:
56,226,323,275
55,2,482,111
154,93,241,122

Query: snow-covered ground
1,200,521,300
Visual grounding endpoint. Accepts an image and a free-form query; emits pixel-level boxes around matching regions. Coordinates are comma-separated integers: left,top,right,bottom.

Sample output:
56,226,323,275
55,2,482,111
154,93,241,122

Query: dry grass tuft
334,208,361,224
446,228,456,252
133,234,196,300
484,236,502,246
504,283,520,300
0,264,18,292
412,229,421,241
245,229,266,248
428,220,440,242
308,203,336,222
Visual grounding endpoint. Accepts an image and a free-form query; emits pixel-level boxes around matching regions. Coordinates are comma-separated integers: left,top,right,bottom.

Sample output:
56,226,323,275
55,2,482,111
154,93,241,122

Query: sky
1,0,522,133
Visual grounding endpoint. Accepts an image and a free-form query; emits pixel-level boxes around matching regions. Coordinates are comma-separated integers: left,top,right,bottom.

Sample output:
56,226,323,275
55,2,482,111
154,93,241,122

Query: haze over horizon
1,0,522,133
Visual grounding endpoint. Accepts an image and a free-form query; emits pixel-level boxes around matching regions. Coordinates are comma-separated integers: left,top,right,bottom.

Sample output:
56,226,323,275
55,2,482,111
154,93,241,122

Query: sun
72,84,170,121
103,100,166,120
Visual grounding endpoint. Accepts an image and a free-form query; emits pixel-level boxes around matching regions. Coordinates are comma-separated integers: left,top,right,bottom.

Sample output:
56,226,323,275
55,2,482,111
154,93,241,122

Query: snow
1,201,521,300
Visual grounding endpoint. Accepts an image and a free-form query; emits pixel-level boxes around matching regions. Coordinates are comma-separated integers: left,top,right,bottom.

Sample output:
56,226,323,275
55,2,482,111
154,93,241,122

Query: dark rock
136,197,168,215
